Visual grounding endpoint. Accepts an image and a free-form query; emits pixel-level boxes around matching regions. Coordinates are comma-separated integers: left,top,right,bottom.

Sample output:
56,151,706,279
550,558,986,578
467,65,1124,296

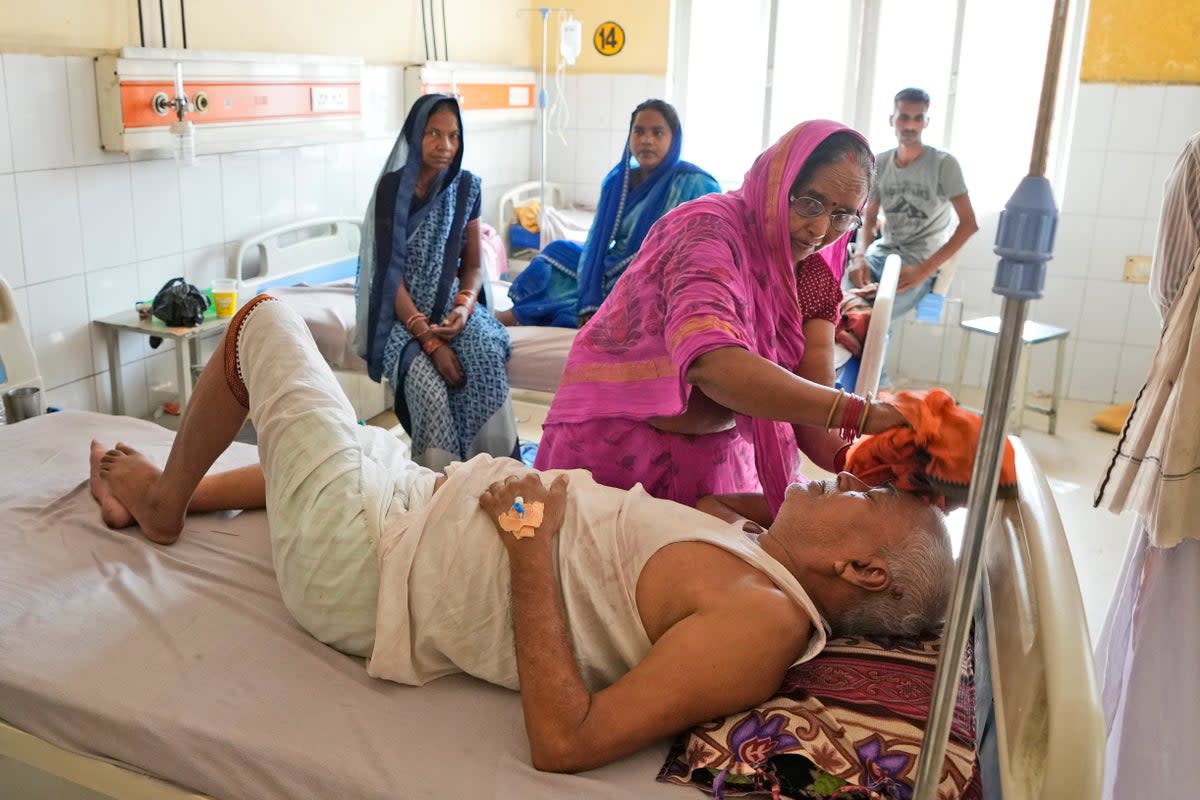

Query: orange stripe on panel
120,82,361,128
420,82,536,110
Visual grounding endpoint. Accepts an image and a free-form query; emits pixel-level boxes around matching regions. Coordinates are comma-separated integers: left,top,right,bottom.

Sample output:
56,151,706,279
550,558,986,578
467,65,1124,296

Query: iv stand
518,6,572,242
911,1,1071,797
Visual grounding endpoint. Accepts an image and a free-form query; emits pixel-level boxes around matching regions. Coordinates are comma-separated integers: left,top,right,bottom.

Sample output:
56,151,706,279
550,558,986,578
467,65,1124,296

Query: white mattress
266,282,575,395
264,280,365,371
0,411,687,800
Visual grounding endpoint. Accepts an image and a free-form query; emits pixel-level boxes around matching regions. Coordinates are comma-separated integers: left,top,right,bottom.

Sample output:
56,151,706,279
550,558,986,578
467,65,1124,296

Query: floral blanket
658,630,981,800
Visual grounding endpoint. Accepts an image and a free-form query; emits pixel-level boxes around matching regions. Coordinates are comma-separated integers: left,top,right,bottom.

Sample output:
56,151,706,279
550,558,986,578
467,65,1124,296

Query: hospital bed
0,419,1103,799
836,254,900,394
0,258,1102,800
232,216,578,418
496,180,594,261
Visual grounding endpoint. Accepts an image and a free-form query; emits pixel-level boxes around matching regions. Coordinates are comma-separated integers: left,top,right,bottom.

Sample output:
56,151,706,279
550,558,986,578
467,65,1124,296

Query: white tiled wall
888,82,1200,404
0,53,535,417
14,53,1190,412
538,73,668,209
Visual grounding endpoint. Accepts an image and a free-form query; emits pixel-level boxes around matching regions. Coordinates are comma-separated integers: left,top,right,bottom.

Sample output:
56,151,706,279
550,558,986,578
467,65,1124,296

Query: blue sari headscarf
355,93,471,383
575,103,714,317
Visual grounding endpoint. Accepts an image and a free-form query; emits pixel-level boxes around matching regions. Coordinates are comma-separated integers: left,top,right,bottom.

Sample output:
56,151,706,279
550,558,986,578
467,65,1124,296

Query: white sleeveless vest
369,454,827,690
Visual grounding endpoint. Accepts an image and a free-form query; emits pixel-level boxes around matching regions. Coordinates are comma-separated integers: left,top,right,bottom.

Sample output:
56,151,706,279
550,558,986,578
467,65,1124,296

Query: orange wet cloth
844,388,1017,507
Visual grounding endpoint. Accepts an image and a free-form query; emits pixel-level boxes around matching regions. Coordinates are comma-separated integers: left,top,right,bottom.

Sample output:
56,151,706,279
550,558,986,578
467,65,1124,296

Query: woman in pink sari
534,120,907,523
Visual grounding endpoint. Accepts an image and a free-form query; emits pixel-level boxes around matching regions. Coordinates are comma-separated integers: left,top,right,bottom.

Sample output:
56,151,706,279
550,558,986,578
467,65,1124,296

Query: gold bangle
404,311,428,332
824,388,845,430
858,391,874,433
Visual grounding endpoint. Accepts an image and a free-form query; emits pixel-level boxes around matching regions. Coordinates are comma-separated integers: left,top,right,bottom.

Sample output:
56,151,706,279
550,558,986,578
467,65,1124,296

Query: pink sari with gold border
536,120,868,512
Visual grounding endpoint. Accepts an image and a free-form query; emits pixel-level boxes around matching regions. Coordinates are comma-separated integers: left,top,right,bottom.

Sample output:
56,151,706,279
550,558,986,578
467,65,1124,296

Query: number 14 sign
594,21,626,56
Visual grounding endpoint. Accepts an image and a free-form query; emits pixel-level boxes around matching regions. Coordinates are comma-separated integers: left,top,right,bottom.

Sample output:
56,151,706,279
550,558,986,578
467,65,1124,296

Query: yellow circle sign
593,21,626,56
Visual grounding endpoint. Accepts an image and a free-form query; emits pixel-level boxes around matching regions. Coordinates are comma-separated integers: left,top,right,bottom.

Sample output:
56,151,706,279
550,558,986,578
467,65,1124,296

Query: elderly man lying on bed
88,295,953,774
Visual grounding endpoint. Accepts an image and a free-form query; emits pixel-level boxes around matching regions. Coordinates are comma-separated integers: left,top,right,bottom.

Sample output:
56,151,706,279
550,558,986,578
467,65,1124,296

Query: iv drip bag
561,18,582,65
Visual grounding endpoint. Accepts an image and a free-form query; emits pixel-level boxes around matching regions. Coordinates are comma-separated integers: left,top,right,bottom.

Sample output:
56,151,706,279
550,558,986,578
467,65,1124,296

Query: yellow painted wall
0,0,135,54
0,0,533,65
527,0,671,75
1081,0,1200,83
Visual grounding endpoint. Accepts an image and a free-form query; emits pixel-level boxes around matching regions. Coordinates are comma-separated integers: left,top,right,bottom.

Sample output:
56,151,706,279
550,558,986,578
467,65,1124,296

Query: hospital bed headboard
982,437,1104,798
0,276,44,414
497,180,565,231
233,217,362,294
854,253,900,396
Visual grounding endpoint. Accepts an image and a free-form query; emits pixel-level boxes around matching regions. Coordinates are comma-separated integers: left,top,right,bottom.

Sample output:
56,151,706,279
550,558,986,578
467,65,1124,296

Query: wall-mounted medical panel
404,62,536,128
96,47,363,156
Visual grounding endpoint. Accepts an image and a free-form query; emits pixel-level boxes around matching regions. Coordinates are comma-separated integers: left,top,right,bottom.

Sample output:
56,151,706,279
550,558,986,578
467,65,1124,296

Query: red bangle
838,393,866,443
420,335,443,355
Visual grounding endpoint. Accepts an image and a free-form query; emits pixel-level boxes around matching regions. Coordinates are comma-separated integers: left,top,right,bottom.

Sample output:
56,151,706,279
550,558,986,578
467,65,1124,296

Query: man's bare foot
98,443,185,545
89,440,133,529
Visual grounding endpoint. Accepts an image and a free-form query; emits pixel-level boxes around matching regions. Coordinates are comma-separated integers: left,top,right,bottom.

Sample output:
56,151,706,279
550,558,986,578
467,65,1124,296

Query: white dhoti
236,299,439,657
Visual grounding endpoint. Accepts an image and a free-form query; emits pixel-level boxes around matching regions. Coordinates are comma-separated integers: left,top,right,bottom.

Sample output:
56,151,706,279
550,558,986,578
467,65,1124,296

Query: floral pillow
657,630,981,800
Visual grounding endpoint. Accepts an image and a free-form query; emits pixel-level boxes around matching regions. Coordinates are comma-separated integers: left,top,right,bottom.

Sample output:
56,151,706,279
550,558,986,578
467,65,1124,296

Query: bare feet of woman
97,443,185,545
89,440,133,529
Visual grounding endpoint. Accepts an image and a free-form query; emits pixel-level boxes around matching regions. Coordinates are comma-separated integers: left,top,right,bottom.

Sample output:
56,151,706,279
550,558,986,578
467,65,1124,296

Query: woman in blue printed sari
356,94,518,470
497,99,720,328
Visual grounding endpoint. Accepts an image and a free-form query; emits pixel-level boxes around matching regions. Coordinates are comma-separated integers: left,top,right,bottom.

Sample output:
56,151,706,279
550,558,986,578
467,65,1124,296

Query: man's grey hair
830,510,955,638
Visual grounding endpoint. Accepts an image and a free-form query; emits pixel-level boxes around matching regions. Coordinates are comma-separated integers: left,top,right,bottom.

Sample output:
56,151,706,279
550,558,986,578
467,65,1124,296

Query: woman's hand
864,398,908,434
479,472,570,551
429,306,470,340
428,345,466,388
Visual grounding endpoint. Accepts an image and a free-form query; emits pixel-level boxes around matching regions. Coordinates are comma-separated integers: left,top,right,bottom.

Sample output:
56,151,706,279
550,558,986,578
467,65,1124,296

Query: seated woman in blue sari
496,99,720,328
355,94,519,470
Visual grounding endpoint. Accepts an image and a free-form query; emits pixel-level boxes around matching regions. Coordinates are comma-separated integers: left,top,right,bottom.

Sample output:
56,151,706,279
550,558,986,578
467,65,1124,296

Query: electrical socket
1123,255,1151,283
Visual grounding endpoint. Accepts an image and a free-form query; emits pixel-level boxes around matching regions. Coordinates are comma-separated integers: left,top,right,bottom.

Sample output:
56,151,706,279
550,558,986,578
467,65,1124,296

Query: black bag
152,277,209,327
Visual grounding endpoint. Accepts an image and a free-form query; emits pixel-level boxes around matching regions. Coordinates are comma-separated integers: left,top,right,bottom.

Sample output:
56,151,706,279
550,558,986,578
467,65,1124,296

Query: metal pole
539,7,549,241
910,300,1027,799
761,0,779,150
941,0,967,149
911,1,1070,797
1030,0,1072,177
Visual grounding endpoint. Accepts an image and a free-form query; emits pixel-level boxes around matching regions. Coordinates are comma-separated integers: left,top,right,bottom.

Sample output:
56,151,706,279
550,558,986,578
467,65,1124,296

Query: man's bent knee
223,294,279,409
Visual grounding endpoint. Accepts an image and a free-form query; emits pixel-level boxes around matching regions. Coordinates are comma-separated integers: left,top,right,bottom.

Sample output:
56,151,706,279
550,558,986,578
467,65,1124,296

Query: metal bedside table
93,310,233,415
953,314,1070,434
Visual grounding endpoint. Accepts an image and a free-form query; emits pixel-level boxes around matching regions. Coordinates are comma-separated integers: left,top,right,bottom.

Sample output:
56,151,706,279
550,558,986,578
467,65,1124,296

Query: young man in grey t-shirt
848,88,978,323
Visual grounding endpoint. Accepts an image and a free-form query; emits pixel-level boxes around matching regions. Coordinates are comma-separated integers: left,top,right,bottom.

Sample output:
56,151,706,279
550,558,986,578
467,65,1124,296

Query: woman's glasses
788,195,863,233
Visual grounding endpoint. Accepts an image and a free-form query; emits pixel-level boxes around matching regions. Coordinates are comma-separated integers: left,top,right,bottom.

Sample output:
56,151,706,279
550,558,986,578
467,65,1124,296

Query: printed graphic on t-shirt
885,195,930,223
872,147,966,264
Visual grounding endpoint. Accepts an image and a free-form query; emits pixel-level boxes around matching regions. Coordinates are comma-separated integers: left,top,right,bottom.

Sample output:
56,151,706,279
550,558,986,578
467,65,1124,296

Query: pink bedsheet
0,411,685,800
